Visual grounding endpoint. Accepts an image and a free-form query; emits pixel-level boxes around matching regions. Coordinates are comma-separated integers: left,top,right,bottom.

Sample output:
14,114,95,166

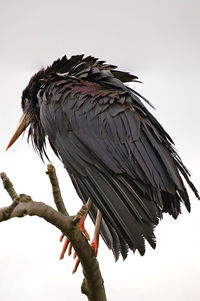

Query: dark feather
21,54,200,259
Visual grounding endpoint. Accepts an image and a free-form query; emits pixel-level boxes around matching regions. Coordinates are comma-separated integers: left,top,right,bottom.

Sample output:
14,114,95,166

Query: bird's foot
90,237,99,257
72,237,99,273
59,215,90,260
59,235,72,259
78,215,90,240
59,232,99,273
59,202,101,274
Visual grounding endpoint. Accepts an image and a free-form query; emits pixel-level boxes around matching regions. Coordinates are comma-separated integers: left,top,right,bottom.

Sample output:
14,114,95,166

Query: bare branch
0,169,107,301
0,172,18,201
73,204,89,225
46,164,68,216
0,199,19,221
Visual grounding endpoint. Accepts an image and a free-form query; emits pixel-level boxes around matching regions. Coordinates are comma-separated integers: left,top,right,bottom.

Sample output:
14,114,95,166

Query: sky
0,0,200,300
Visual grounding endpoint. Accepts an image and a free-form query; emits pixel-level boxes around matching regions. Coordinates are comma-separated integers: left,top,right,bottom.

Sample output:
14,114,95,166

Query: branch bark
46,164,69,216
0,168,107,301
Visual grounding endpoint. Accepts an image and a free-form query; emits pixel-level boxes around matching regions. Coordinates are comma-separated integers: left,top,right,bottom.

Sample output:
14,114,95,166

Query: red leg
72,210,102,273
59,198,92,260
90,210,102,256
78,212,90,240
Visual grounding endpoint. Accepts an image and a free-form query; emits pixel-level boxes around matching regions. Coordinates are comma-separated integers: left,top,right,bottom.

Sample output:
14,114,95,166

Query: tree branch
0,172,18,201
46,164,69,216
0,169,107,301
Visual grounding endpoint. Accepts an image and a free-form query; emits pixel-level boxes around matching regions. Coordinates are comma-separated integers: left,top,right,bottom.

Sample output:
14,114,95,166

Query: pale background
0,1,200,300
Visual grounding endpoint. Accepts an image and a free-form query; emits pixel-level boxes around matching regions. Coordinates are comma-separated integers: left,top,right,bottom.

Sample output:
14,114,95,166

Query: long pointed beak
6,112,29,151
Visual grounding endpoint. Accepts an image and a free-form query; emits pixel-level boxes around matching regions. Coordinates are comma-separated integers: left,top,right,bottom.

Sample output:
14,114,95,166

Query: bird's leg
77,207,91,241
90,210,102,256
72,210,102,273
59,198,92,260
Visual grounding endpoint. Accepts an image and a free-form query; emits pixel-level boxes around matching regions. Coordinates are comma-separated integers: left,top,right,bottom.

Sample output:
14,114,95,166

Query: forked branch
0,166,107,301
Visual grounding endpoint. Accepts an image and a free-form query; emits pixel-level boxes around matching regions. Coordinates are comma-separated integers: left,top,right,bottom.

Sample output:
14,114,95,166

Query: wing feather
38,75,198,258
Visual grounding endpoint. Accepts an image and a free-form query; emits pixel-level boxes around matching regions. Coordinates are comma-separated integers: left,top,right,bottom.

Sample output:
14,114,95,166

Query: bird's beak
6,112,29,150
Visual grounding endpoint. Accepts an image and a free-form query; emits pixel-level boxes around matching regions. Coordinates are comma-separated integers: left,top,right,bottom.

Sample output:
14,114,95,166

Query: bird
7,54,200,261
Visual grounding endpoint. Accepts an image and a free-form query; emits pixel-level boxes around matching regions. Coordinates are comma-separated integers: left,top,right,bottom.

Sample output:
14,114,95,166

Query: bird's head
6,70,47,157
6,54,136,155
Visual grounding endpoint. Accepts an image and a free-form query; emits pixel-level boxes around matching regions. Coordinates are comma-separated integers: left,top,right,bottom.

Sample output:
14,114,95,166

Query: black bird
7,55,199,260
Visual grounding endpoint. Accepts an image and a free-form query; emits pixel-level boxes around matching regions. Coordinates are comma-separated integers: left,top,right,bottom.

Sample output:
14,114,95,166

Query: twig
46,164,68,216
73,204,89,225
0,172,18,201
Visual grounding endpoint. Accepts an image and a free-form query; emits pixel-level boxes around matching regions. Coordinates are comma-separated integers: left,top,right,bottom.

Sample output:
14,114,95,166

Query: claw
60,233,65,242
59,237,70,260
72,258,80,274
68,242,73,256
71,240,98,274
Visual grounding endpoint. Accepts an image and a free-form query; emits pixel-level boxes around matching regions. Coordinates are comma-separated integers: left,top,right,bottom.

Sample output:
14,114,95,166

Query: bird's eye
24,99,29,111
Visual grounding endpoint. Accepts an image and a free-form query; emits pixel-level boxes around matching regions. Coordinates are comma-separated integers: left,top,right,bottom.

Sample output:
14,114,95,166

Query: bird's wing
39,77,196,259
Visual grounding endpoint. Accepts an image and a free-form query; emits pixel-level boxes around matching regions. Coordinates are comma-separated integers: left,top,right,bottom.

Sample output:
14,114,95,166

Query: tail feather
70,166,160,258
86,168,146,255
70,172,123,259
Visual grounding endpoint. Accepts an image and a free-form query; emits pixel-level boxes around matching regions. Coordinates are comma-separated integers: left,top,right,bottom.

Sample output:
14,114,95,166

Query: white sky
0,1,200,300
